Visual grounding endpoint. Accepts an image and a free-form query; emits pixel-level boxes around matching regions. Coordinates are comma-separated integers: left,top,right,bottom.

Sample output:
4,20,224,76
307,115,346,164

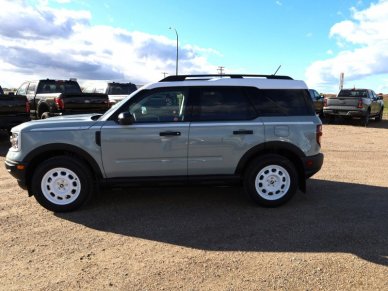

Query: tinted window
37,81,81,94
128,88,187,123
338,89,368,98
193,87,256,121
247,88,314,116
107,83,137,95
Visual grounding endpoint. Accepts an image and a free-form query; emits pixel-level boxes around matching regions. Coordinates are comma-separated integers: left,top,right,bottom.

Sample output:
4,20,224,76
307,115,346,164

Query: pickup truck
323,88,384,126
16,79,110,119
0,85,30,131
82,81,137,106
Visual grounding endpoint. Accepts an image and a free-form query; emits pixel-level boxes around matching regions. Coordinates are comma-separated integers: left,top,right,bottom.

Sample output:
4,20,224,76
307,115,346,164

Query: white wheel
254,165,291,201
244,154,298,207
32,156,94,212
41,167,81,205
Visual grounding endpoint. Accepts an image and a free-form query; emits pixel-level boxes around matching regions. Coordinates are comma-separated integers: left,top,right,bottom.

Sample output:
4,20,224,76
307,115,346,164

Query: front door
100,87,189,178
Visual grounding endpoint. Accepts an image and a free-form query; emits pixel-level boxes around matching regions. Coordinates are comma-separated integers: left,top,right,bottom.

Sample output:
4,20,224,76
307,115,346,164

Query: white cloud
306,0,388,92
0,0,219,87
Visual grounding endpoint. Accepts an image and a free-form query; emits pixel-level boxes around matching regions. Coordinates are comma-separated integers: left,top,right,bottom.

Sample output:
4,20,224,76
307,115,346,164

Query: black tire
31,156,94,212
243,154,298,207
40,112,50,119
361,110,370,126
375,108,383,121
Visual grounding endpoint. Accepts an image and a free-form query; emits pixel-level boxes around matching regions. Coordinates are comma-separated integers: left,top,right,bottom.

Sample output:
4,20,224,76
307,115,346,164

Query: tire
361,110,370,126
40,112,50,119
243,154,298,207
375,108,383,121
31,156,94,212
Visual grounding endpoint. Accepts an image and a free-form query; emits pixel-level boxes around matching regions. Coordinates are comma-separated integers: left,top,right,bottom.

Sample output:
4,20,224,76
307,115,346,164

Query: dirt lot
1,119,387,290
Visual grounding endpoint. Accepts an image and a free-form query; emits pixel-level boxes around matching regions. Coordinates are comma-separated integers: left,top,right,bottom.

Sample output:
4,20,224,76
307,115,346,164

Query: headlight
10,132,20,151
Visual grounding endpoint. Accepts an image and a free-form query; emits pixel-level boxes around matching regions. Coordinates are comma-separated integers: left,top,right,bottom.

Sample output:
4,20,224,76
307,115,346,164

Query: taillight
54,97,64,110
25,101,30,113
316,124,322,146
357,98,363,108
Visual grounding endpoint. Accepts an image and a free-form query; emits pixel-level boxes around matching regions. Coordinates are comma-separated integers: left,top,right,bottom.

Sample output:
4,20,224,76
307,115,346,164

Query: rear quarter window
246,88,314,116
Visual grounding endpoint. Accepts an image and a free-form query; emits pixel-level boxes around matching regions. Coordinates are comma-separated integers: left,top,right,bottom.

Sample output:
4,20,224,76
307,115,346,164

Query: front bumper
302,153,324,179
5,159,28,189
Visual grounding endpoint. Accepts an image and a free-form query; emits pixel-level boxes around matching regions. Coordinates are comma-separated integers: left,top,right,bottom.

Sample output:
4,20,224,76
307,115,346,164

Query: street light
169,27,179,75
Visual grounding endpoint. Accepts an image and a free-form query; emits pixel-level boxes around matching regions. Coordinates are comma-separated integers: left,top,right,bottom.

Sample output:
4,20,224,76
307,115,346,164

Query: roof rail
160,74,293,82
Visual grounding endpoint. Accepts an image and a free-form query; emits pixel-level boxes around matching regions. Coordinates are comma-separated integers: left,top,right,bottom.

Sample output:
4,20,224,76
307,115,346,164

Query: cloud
305,0,388,92
0,0,219,87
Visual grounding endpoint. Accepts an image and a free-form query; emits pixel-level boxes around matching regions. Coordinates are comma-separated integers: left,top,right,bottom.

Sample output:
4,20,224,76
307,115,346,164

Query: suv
5,74,324,212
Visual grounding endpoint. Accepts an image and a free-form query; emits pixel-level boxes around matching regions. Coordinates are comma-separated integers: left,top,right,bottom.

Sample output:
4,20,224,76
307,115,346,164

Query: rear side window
192,87,256,121
247,88,314,116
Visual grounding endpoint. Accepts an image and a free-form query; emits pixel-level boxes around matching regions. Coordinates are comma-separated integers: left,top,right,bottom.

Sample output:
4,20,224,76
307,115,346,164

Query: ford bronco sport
5,74,324,212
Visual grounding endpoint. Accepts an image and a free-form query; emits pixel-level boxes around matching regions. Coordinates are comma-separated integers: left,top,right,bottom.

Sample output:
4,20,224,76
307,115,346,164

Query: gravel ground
0,119,387,290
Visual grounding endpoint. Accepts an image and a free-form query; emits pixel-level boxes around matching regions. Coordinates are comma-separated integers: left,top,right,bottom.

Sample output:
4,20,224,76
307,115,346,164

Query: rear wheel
31,156,94,212
40,112,50,119
244,154,298,207
375,108,383,121
361,110,370,126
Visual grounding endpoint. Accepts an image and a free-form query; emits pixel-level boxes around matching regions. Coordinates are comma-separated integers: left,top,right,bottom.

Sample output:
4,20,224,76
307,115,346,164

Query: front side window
192,87,256,121
17,82,29,95
128,88,187,123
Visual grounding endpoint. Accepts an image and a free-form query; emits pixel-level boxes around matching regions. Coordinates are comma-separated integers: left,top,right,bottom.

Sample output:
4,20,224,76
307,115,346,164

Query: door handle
159,131,181,136
233,130,253,135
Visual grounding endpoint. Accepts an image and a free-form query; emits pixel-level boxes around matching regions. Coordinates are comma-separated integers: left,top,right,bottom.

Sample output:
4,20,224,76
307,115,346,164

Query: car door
100,87,190,178
370,90,380,115
188,86,264,175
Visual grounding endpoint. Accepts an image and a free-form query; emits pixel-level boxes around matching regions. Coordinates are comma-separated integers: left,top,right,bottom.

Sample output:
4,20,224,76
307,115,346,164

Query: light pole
169,27,179,75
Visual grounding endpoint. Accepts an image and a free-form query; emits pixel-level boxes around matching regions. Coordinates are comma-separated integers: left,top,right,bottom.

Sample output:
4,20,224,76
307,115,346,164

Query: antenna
273,65,281,75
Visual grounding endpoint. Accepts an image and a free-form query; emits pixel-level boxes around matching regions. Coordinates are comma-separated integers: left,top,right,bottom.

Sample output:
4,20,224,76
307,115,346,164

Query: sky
1,0,388,93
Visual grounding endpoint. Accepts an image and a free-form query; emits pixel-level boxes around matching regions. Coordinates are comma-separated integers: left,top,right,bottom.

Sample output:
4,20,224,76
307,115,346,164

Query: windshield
98,88,141,120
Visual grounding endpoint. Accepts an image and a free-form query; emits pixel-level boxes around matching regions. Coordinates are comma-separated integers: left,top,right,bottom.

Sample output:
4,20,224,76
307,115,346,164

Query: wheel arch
37,101,50,119
24,143,103,192
235,141,307,192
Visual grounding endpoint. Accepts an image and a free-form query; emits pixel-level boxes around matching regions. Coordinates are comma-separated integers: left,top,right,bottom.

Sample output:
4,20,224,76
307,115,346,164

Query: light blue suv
5,74,324,212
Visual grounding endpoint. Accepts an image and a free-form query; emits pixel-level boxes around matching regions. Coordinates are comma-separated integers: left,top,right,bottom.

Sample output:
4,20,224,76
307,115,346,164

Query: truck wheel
361,111,370,126
41,112,50,119
31,156,94,212
243,154,298,207
375,109,383,121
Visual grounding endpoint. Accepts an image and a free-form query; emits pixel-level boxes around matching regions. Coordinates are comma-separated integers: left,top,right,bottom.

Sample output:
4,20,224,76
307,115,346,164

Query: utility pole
217,66,225,76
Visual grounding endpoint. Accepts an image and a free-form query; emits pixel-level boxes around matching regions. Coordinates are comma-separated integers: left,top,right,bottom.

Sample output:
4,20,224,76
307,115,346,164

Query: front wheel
31,156,94,212
375,108,383,121
244,154,298,207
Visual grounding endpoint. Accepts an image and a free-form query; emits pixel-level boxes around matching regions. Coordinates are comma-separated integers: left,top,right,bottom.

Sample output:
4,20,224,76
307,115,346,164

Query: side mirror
118,112,135,125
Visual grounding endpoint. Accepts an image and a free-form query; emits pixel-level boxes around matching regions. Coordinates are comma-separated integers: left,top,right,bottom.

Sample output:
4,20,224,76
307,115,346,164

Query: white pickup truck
323,88,384,126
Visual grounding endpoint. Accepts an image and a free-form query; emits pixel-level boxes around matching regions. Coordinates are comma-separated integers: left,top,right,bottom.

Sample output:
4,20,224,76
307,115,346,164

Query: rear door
188,86,263,175
100,87,190,178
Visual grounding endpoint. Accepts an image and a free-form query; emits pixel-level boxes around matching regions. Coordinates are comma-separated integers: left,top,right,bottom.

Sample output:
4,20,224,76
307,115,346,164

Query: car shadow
56,179,388,266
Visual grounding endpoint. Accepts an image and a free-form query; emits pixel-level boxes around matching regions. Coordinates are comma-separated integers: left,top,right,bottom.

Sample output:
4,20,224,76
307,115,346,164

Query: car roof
144,74,308,90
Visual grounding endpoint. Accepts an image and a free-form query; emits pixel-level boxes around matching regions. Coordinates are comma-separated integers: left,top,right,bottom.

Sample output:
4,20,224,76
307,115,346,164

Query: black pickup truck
16,79,110,119
0,85,30,131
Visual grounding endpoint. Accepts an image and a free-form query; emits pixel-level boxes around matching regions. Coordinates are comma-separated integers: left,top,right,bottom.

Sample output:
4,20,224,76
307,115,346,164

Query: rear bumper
302,153,324,178
323,109,367,117
4,159,28,189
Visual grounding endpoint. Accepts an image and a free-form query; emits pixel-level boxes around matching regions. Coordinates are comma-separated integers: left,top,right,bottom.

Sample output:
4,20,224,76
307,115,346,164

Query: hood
11,113,102,133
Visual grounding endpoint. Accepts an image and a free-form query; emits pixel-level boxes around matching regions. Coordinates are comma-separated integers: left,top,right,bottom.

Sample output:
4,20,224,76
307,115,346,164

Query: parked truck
323,88,384,126
16,79,110,119
0,85,30,132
